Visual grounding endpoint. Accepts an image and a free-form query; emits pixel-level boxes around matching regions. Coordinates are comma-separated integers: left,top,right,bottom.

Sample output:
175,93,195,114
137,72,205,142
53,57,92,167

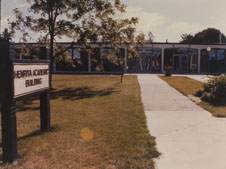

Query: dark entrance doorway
173,54,188,73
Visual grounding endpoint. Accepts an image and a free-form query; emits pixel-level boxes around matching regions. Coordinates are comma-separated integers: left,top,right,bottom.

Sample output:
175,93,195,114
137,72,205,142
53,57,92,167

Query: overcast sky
2,0,226,42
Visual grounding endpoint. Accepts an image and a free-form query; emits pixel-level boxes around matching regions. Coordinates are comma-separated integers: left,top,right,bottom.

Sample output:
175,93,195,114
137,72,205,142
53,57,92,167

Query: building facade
14,42,226,74
129,43,226,74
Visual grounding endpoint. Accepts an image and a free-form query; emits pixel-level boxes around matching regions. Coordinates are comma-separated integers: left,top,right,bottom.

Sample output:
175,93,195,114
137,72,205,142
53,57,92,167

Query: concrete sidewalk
138,75,226,169
175,74,211,83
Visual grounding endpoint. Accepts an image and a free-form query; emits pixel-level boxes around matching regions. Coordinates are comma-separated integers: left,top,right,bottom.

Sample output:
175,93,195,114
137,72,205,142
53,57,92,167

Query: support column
124,47,128,72
161,48,165,72
88,54,91,73
19,53,23,60
100,48,104,72
53,63,56,73
198,49,201,73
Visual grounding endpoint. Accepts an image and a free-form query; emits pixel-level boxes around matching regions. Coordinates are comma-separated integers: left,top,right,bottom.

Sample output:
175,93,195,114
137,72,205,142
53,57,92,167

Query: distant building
13,42,226,74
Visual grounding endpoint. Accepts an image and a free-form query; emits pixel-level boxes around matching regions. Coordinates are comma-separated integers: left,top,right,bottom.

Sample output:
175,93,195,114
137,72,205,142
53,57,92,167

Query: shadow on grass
200,98,226,107
17,130,43,142
0,125,60,165
0,125,60,149
51,87,117,100
18,125,59,142
16,95,40,112
16,87,117,112
210,103,226,107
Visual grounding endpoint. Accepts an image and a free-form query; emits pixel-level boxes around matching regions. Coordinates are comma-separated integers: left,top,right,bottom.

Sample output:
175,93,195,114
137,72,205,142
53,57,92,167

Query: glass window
217,49,225,72
152,52,161,72
136,47,161,72
73,49,81,60
208,50,216,61
189,54,198,73
217,50,224,61
69,48,81,60
101,48,116,58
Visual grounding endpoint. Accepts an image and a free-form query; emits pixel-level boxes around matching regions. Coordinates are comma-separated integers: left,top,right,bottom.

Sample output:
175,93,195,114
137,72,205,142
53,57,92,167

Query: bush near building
195,75,226,105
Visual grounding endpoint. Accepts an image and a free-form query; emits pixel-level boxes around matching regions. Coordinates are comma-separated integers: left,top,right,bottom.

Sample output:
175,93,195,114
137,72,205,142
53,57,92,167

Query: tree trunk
49,32,54,89
120,72,124,83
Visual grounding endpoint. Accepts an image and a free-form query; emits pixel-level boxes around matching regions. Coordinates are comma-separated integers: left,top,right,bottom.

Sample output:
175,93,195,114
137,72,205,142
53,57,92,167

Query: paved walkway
138,74,226,169
175,74,211,83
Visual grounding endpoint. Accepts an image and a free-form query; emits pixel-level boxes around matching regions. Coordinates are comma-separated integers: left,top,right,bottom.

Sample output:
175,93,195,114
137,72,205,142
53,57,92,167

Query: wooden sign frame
0,41,51,163
12,60,50,99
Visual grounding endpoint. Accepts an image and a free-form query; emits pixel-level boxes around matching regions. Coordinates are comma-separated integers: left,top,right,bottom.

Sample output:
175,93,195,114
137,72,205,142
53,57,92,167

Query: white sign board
13,63,50,98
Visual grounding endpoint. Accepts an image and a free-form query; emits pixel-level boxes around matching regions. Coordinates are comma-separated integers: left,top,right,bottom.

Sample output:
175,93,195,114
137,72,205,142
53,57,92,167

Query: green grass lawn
1,75,159,169
159,76,226,117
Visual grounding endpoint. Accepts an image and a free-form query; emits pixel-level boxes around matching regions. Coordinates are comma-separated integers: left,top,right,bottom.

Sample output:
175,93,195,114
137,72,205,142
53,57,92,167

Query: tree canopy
10,0,138,84
135,32,154,45
180,28,226,44
10,0,138,60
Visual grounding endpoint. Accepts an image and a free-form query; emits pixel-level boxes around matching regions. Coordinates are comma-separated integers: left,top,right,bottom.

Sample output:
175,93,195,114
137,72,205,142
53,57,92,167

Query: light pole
219,32,222,44
207,47,211,52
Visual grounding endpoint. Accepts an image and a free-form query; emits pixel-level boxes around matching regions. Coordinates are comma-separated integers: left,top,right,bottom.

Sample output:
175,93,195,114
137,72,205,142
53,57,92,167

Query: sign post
1,99,17,163
0,40,51,163
0,40,17,163
39,47,50,131
40,91,50,131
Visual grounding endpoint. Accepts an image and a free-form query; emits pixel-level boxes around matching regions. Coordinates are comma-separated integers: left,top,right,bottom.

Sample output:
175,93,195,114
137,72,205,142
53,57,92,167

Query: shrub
201,91,213,103
200,75,226,104
195,87,204,97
